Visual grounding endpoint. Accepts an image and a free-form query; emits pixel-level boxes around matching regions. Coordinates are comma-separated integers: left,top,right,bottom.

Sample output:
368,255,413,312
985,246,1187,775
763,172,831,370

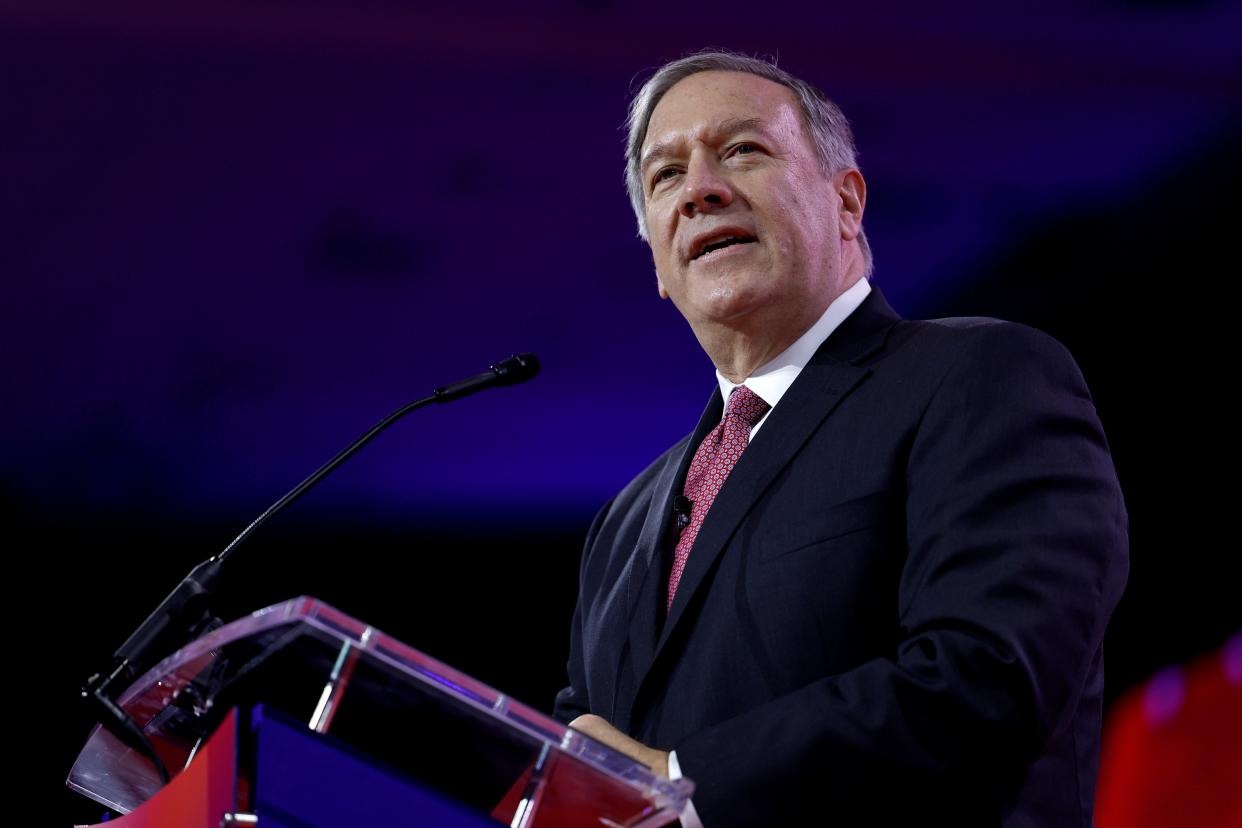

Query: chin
698,291,768,325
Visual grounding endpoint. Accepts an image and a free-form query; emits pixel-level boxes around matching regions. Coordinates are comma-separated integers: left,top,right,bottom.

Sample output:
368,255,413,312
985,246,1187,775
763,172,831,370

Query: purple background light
1143,666,1187,726
1225,633,1242,686
6,1,1240,525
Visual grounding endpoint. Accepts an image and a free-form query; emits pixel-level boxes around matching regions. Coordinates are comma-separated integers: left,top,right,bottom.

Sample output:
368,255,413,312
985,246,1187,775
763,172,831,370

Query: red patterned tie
667,385,770,611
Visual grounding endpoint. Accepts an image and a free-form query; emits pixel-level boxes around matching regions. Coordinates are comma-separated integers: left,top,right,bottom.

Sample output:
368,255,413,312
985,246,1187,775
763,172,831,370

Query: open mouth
691,234,758,260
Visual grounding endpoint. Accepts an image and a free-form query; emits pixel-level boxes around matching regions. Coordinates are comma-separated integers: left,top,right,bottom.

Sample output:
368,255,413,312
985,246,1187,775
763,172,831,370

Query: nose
679,153,733,218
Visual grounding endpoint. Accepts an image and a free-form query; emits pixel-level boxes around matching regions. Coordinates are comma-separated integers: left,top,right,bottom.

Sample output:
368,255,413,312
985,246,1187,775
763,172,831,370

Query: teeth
696,235,752,259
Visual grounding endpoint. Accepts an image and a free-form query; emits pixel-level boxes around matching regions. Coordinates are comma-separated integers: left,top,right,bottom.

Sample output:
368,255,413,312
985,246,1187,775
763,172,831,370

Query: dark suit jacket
554,287,1128,827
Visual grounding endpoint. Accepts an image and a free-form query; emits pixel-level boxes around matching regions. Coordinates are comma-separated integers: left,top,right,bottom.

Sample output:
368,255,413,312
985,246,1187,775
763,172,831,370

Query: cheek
646,217,676,261
648,221,680,267
781,204,837,261
765,228,803,265
651,241,678,276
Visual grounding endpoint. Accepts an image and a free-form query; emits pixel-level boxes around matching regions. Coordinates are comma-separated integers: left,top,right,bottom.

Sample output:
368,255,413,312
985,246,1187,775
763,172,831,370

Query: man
554,51,1128,827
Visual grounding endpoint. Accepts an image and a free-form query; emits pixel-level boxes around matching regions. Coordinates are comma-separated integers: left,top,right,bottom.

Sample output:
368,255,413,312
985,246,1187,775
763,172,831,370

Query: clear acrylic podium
68,597,693,827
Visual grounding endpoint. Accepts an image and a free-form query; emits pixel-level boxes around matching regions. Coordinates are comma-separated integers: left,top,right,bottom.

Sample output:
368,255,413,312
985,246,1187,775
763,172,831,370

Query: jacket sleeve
552,495,617,724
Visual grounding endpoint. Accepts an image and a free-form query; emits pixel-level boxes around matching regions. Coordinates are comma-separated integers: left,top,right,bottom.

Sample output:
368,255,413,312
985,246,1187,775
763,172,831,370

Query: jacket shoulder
891,314,1083,377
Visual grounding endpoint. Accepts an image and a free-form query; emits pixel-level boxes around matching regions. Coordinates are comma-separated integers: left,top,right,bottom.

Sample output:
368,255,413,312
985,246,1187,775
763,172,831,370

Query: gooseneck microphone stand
79,353,540,786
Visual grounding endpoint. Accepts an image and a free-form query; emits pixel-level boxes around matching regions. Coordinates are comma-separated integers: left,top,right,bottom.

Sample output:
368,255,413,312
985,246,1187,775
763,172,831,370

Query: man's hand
569,714,671,778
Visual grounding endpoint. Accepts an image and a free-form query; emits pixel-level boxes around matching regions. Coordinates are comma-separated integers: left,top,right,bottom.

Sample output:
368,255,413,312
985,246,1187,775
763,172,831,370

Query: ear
837,169,867,241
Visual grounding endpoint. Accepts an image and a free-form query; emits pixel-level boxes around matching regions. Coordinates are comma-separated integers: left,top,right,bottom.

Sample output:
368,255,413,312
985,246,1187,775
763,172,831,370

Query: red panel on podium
78,708,237,828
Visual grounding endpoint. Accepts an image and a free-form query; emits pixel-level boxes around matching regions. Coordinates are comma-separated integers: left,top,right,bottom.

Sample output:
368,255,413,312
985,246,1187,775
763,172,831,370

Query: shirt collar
715,277,872,410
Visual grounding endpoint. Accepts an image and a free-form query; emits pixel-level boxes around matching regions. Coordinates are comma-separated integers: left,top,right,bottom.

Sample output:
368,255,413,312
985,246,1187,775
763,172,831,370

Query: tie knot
725,385,770,428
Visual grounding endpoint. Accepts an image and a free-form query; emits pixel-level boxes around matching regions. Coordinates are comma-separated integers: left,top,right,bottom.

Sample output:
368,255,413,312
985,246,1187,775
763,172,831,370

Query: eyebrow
640,117,769,173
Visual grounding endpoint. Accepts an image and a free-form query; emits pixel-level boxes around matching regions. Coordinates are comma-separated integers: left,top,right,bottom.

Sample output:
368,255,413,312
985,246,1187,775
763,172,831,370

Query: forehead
643,71,806,155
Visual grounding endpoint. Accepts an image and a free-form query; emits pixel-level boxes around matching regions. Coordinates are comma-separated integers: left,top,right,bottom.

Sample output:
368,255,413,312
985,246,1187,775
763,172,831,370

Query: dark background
2,1,1238,822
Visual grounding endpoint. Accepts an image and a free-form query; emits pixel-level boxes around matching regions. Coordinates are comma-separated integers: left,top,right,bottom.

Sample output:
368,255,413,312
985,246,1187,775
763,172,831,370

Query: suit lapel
642,286,902,687
622,390,724,697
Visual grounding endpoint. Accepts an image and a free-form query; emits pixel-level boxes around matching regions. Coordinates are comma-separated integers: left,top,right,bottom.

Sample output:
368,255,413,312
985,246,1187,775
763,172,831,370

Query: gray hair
624,51,873,277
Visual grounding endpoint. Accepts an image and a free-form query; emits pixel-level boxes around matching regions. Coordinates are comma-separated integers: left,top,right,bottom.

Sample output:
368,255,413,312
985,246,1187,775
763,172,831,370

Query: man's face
640,71,861,336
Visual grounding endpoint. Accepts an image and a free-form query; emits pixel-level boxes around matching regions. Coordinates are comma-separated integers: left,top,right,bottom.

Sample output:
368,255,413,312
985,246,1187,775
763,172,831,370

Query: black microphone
673,495,694,531
433,353,540,402
80,352,540,785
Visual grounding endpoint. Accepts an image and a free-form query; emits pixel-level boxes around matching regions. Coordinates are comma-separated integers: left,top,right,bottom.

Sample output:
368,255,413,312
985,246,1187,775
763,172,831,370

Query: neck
694,300,824,383
702,329,803,384
697,272,864,383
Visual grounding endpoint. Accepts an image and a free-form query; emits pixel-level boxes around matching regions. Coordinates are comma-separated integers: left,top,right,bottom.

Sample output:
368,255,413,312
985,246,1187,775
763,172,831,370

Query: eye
651,166,682,188
731,142,759,156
